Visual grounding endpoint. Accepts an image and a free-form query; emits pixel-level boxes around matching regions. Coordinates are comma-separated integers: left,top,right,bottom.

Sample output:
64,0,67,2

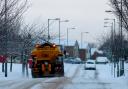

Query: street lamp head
104,18,110,20
104,22,109,24
82,32,89,33
104,25,112,28
81,32,89,35
85,32,89,33
104,21,113,25
105,10,113,13
104,26,108,27
55,18,60,20
71,28,75,29
64,20,69,22
104,18,115,21
48,18,60,20
67,27,76,30
60,20,69,22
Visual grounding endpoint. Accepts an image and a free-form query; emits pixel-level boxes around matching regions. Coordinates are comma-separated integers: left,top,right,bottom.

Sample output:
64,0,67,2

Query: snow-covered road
0,63,128,89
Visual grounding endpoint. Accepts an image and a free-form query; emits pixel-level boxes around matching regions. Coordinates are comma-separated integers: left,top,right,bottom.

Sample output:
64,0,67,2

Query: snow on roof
91,48,98,55
91,48,103,55
97,50,103,54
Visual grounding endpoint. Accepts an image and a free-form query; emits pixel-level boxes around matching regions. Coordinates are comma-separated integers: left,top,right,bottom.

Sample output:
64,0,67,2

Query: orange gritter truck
31,42,64,78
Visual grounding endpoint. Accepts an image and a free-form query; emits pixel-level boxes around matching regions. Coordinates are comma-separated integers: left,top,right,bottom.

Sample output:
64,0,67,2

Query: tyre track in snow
0,80,21,88
9,80,41,89
0,64,83,89
0,65,79,89
0,78,48,89
58,64,82,89
66,64,112,89
31,64,83,89
8,78,48,89
45,64,82,89
71,64,83,79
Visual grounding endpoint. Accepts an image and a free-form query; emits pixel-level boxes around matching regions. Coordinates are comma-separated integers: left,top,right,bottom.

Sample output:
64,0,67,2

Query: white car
84,60,96,70
96,57,108,64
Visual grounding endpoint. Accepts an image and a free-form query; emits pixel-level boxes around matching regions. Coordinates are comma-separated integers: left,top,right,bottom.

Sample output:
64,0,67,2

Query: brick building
79,49,86,61
64,40,79,58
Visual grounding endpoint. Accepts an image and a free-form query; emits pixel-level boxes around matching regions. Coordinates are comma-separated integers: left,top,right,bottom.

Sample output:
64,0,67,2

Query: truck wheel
50,64,54,74
31,70,37,78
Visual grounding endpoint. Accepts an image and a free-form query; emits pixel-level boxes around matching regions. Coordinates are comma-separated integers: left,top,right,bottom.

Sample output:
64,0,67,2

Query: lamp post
104,22,114,51
104,22,115,77
4,0,7,77
104,19,115,54
120,0,124,76
56,18,69,45
104,22,114,60
104,18,116,64
48,18,69,44
81,32,89,48
104,18,116,34
48,18,59,42
67,27,75,46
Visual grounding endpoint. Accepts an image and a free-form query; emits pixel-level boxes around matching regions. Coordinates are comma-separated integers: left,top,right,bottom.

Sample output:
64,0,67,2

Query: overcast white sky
24,0,112,45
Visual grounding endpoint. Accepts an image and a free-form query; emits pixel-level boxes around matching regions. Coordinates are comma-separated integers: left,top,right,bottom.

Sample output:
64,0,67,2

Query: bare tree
0,0,28,76
0,0,28,55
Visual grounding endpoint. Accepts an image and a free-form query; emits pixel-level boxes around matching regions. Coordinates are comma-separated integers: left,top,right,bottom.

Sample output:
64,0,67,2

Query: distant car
84,60,96,70
96,57,108,64
64,57,75,63
73,58,82,64
64,58,69,63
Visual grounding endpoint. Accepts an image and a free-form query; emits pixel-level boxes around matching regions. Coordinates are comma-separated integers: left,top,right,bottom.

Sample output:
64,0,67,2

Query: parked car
64,57,75,63
96,57,108,64
73,58,82,64
84,60,96,70
64,57,83,64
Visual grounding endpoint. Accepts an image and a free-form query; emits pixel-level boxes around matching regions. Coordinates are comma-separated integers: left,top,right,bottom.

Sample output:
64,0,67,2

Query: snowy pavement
0,63,128,89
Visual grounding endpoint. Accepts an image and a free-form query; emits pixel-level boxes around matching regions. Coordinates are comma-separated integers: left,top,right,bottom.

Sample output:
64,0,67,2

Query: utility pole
48,19,50,42
58,19,68,45
81,32,83,48
67,28,69,46
67,28,75,46
48,18,63,43
4,0,8,77
58,19,61,45
113,19,116,78
104,22,114,76
120,0,124,76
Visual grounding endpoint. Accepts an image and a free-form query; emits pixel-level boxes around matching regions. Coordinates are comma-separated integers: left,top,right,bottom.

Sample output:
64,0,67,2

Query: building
91,48,104,59
79,49,86,61
64,40,92,61
79,42,90,61
64,40,79,58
